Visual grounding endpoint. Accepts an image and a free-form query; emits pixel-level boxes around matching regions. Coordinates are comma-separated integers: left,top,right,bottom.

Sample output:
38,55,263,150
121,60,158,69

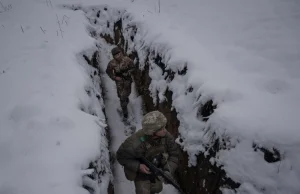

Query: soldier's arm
120,57,135,73
127,57,135,74
164,133,180,174
106,61,116,80
116,140,140,173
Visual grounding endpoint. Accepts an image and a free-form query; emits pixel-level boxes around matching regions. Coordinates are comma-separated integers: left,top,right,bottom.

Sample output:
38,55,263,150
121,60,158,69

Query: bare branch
0,1,5,11
61,15,70,26
0,1,12,12
56,14,63,38
20,25,24,33
61,15,66,24
49,0,53,8
158,0,160,13
40,26,46,34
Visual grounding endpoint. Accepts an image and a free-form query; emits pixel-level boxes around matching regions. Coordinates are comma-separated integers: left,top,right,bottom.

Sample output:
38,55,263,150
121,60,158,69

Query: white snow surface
0,0,110,194
78,0,300,193
1,0,300,194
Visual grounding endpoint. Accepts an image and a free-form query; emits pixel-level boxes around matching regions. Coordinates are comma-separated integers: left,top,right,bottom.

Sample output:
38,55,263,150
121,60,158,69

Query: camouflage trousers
134,177,163,194
115,79,132,117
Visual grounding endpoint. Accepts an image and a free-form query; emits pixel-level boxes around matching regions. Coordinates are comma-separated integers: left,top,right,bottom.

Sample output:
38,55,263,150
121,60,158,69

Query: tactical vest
124,136,168,181
143,137,168,166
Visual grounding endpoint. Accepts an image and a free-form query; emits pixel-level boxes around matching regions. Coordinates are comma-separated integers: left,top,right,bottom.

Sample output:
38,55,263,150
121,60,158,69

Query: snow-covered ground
0,1,110,194
82,1,300,193
1,0,300,194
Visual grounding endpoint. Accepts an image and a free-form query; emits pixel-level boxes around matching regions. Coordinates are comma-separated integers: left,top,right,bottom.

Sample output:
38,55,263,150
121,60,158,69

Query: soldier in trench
106,47,135,122
116,111,180,194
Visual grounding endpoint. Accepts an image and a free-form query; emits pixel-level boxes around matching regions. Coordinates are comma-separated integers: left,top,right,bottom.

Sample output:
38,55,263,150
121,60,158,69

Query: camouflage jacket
106,56,135,81
116,129,180,181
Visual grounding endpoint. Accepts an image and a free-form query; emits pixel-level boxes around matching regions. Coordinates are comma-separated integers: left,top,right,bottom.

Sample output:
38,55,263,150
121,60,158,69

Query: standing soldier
106,47,135,122
116,111,180,194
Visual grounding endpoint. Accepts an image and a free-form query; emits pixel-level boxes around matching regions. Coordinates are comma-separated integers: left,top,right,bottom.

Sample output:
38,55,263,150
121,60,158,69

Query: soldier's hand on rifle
115,76,122,81
139,164,151,174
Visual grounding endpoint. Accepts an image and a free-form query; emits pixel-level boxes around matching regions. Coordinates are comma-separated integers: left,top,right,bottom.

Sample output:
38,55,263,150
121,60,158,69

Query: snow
1,0,300,193
80,0,300,193
0,0,110,194
124,1,300,194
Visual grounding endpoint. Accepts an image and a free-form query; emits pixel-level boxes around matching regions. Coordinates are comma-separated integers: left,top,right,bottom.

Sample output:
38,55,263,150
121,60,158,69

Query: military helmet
142,111,167,135
111,47,122,56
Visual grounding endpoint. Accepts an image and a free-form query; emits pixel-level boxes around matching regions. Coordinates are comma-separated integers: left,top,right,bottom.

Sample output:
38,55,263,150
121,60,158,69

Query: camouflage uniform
116,111,180,194
106,48,135,119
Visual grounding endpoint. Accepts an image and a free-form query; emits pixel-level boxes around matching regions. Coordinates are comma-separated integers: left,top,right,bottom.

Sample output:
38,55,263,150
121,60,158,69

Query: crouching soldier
116,111,180,194
106,47,135,121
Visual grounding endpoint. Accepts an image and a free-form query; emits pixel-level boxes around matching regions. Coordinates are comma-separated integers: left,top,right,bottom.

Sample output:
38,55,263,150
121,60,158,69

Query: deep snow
80,1,300,193
1,0,300,194
0,0,110,194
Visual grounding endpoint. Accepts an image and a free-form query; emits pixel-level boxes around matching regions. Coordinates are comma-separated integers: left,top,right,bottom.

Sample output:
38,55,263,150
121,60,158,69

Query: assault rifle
113,65,135,78
139,156,186,194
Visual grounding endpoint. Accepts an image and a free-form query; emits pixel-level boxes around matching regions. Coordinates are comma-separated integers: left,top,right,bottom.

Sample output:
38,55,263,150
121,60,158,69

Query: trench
67,4,282,194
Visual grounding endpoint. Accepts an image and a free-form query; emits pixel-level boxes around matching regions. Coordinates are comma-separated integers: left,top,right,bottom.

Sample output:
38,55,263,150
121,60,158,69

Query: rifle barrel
140,157,186,194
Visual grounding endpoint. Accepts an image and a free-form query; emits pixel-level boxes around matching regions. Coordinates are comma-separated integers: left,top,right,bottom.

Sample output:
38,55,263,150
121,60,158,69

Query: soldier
116,111,180,194
106,47,135,121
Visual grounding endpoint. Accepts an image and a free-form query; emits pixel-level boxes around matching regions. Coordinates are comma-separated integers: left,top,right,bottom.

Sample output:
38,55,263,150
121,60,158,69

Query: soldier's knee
135,180,151,194
151,180,163,193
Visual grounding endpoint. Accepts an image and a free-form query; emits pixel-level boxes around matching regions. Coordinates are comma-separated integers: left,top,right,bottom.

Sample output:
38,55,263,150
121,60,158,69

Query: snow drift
0,1,111,194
